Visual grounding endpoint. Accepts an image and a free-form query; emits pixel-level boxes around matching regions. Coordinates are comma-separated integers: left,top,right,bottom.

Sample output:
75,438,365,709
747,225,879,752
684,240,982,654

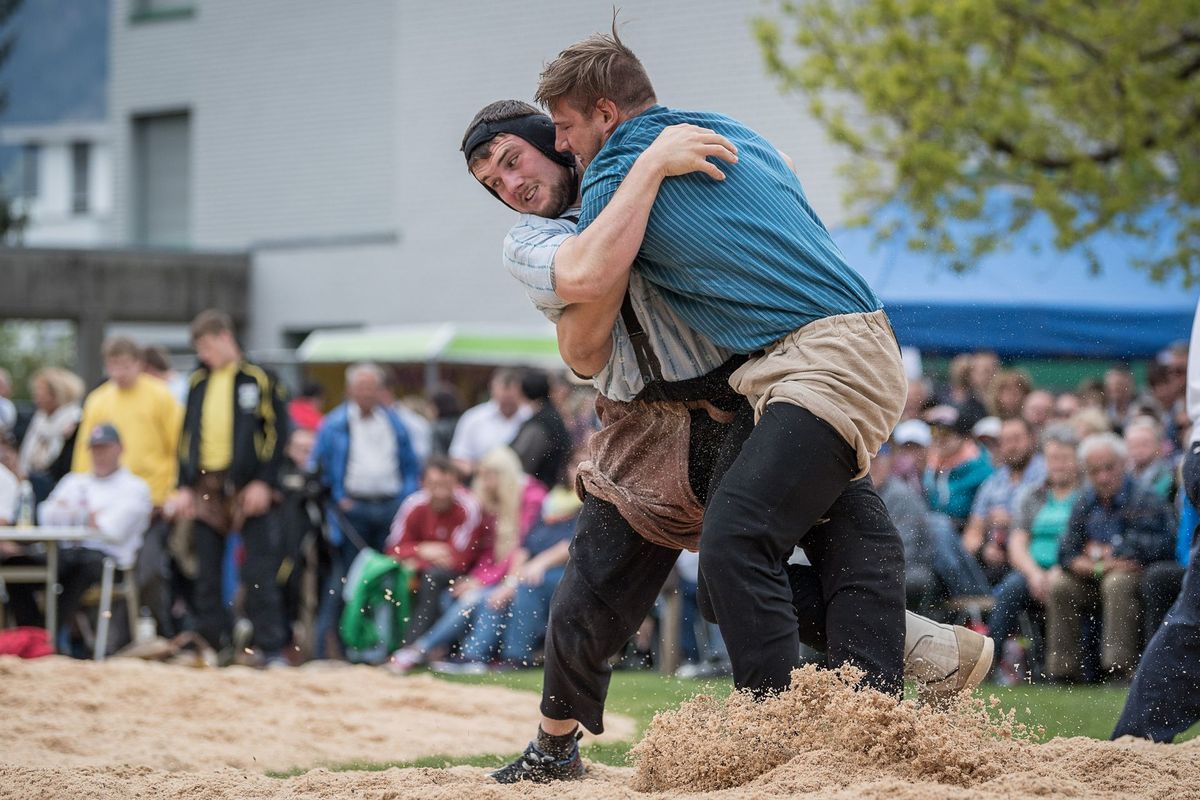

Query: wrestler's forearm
553,124,736,305
556,279,626,377
551,152,670,304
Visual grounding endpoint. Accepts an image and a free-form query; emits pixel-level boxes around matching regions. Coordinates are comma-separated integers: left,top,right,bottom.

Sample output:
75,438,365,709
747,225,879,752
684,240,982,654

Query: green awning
297,323,562,368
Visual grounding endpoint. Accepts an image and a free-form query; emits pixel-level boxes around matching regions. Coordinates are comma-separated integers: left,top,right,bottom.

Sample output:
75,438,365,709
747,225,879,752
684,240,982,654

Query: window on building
20,143,38,199
131,0,195,22
71,142,90,215
133,111,191,247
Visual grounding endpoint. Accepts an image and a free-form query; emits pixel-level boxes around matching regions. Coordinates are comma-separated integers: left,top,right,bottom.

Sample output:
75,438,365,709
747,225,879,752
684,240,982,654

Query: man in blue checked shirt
460,96,992,784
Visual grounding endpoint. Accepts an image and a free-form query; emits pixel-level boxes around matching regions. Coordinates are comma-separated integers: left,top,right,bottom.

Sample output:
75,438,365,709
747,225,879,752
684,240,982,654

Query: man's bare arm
552,124,737,305
557,277,627,377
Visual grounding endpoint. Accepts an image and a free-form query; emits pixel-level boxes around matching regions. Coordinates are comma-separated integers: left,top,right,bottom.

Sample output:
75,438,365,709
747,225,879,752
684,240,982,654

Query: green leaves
755,0,1200,285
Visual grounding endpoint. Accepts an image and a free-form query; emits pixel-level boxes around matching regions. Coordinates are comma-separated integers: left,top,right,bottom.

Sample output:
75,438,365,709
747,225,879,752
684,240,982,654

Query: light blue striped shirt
503,208,733,402
578,105,882,352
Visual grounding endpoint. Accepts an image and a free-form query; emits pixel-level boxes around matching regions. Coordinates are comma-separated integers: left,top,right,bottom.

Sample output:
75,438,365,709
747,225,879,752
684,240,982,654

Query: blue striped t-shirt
578,105,881,352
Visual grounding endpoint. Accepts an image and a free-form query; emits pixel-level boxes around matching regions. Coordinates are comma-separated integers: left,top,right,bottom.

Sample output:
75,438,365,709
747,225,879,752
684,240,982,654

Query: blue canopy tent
831,212,1198,359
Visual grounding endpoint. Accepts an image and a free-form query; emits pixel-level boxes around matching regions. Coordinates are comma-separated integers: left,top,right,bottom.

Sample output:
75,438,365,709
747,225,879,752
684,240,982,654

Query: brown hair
535,18,656,114
190,309,234,342
461,99,543,168
141,345,172,373
423,454,459,481
986,368,1033,419
102,335,142,362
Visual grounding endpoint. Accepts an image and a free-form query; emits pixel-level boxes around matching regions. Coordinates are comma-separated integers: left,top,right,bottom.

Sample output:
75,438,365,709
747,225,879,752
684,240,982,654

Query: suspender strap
620,291,665,387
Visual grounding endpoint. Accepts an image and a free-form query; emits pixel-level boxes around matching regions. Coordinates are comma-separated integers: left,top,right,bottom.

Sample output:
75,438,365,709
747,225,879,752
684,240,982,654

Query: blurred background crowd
0,310,1191,687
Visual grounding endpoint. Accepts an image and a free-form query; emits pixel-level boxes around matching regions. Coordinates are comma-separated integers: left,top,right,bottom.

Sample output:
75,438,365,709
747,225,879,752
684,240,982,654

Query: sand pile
632,664,1037,792
4,741,1199,800
4,655,1199,799
630,664,1200,799
0,655,633,773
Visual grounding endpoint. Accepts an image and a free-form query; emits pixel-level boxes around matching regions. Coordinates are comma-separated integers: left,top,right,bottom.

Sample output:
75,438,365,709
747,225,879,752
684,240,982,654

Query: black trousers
192,508,287,654
699,403,905,697
541,496,681,733
1113,446,1200,742
405,567,458,642
541,402,906,733
1141,560,1186,644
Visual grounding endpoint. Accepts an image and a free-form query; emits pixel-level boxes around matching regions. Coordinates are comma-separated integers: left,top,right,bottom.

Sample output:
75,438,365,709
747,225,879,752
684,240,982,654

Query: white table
0,526,92,649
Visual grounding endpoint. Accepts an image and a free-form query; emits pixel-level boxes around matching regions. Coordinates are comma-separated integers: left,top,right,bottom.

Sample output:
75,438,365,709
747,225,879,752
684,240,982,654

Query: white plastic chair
92,557,140,661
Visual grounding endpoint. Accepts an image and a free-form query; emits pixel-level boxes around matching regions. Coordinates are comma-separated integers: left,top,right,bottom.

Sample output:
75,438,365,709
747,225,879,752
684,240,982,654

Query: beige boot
903,611,994,704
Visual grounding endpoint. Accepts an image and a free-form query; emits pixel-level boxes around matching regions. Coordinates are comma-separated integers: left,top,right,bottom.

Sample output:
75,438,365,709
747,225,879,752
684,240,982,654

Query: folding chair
82,557,140,661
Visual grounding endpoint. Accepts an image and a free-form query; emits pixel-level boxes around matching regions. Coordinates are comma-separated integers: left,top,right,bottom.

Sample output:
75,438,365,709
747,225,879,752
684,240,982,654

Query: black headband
462,113,575,170
463,115,577,208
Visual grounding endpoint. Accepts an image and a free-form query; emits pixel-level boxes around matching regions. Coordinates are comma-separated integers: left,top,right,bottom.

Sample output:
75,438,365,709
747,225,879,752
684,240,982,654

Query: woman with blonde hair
986,368,1033,420
387,446,546,673
1069,407,1112,442
472,446,546,568
18,367,85,503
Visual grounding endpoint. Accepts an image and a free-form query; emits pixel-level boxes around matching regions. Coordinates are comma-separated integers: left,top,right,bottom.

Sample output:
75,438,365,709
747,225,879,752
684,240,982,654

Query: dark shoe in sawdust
489,736,586,784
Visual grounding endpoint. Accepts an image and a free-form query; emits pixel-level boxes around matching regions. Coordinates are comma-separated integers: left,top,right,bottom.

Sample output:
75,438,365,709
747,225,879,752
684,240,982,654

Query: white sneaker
429,659,490,675
384,646,424,675
903,611,994,704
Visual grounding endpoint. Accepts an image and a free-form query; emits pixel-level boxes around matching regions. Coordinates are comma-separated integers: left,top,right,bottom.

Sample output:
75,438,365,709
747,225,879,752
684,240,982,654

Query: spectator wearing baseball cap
972,416,1003,454
891,419,932,497
7,423,152,651
923,405,994,526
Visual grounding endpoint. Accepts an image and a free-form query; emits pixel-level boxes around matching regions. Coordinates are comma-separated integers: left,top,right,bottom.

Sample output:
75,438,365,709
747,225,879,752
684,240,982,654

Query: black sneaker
489,737,586,784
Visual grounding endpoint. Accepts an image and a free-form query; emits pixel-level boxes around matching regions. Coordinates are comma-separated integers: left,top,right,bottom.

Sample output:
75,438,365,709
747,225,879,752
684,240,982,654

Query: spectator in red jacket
384,456,491,640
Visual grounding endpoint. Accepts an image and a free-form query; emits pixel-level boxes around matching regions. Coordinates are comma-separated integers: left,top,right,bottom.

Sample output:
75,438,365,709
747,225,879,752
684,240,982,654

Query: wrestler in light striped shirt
503,206,733,403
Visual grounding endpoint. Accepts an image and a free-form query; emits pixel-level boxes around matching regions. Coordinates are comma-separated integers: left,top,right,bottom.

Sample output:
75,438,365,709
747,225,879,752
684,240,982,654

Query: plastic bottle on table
16,480,34,526
136,607,157,644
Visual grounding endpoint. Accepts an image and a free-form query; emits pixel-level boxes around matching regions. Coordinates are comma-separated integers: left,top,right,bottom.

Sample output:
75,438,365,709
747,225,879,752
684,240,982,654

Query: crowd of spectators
0,310,594,671
889,347,1191,684
0,315,1192,687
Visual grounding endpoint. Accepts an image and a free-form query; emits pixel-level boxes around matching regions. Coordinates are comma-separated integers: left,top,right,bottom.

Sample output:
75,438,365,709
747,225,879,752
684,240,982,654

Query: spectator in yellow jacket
72,336,183,508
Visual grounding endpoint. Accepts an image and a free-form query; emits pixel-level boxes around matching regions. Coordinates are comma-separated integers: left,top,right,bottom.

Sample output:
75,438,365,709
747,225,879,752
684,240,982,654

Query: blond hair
535,18,656,113
1069,407,1111,439
32,367,85,408
472,447,527,560
947,354,973,392
986,368,1033,419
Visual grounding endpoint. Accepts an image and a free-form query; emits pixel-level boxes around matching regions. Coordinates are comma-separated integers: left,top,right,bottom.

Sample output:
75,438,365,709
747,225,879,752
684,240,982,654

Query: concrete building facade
107,1,850,351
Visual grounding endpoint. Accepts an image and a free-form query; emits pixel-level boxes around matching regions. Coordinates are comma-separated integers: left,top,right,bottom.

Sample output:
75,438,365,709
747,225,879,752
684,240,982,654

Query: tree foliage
754,0,1200,284
0,320,76,402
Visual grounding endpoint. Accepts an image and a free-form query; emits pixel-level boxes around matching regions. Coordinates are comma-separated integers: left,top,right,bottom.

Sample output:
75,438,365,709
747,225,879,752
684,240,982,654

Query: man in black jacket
511,369,571,489
175,309,290,665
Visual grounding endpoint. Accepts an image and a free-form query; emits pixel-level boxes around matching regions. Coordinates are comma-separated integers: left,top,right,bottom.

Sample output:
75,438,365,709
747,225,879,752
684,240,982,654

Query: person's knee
1048,573,1077,608
1101,570,1140,599
699,496,777,573
994,572,1022,600
696,577,719,624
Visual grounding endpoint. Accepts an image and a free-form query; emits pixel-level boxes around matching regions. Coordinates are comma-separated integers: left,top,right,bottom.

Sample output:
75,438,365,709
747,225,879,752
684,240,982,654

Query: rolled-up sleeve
503,216,574,322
